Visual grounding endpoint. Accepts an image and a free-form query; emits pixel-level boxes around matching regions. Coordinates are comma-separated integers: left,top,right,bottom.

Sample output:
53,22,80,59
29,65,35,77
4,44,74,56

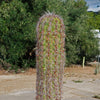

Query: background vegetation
0,0,99,71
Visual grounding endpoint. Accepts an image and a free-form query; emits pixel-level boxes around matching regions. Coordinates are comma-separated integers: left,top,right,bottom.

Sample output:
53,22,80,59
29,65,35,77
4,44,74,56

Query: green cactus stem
36,12,66,100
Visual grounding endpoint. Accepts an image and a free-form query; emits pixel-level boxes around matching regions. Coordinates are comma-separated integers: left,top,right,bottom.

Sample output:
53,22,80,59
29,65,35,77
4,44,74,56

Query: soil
0,65,100,99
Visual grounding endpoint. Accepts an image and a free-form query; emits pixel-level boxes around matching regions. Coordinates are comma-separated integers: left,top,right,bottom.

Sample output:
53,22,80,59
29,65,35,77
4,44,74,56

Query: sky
85,0,100,12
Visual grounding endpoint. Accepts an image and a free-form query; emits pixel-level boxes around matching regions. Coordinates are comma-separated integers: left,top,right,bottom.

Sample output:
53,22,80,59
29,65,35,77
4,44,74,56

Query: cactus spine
36,12,66,100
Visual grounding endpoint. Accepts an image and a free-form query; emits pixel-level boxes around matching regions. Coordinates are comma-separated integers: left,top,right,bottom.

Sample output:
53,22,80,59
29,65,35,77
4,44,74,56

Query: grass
72,80,83,83
93,95,100,99
63,81,66,84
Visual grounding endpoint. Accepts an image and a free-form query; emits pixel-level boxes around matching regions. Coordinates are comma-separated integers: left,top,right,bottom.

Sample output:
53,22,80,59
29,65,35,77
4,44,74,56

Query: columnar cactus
36,12,66,100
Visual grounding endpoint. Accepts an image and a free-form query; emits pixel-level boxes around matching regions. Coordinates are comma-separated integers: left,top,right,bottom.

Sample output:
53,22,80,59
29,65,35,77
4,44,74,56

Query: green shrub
0,0,36,69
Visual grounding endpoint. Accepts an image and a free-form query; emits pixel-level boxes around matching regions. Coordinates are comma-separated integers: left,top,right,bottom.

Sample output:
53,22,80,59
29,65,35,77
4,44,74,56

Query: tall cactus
36,12,66,100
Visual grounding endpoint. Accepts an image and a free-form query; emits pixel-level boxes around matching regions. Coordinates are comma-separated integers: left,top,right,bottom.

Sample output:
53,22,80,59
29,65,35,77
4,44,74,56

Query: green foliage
36,13,65,100
0,0,99,70
0,0,12,4
0,0,36,69
40,0,97,64
72,80,83,83
93,95,100,99
18,0,99,66
34,0,98,65
21,0,35,12
65,0,98,64
87,11,100,30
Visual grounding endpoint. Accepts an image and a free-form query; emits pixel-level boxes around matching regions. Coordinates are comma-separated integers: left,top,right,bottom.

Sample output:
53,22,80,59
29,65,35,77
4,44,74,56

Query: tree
21,0,35,12
0,0,36,70
87,11,100,30
0,0,98,70
43,0,98,64
66,0,98,64
95,13,100,29
21,0,99,65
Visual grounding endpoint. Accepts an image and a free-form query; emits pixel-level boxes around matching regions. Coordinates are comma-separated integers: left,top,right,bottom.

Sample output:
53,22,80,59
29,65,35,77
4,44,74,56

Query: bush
0,0,99,70
0,0,36,69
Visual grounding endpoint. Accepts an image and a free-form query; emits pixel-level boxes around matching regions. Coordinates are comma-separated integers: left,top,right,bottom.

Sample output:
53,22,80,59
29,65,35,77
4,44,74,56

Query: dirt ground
0,65,100,100
0,65,100,95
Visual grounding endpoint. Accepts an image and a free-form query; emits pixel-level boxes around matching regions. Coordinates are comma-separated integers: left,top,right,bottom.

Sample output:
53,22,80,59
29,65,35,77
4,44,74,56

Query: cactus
36,12,66,100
